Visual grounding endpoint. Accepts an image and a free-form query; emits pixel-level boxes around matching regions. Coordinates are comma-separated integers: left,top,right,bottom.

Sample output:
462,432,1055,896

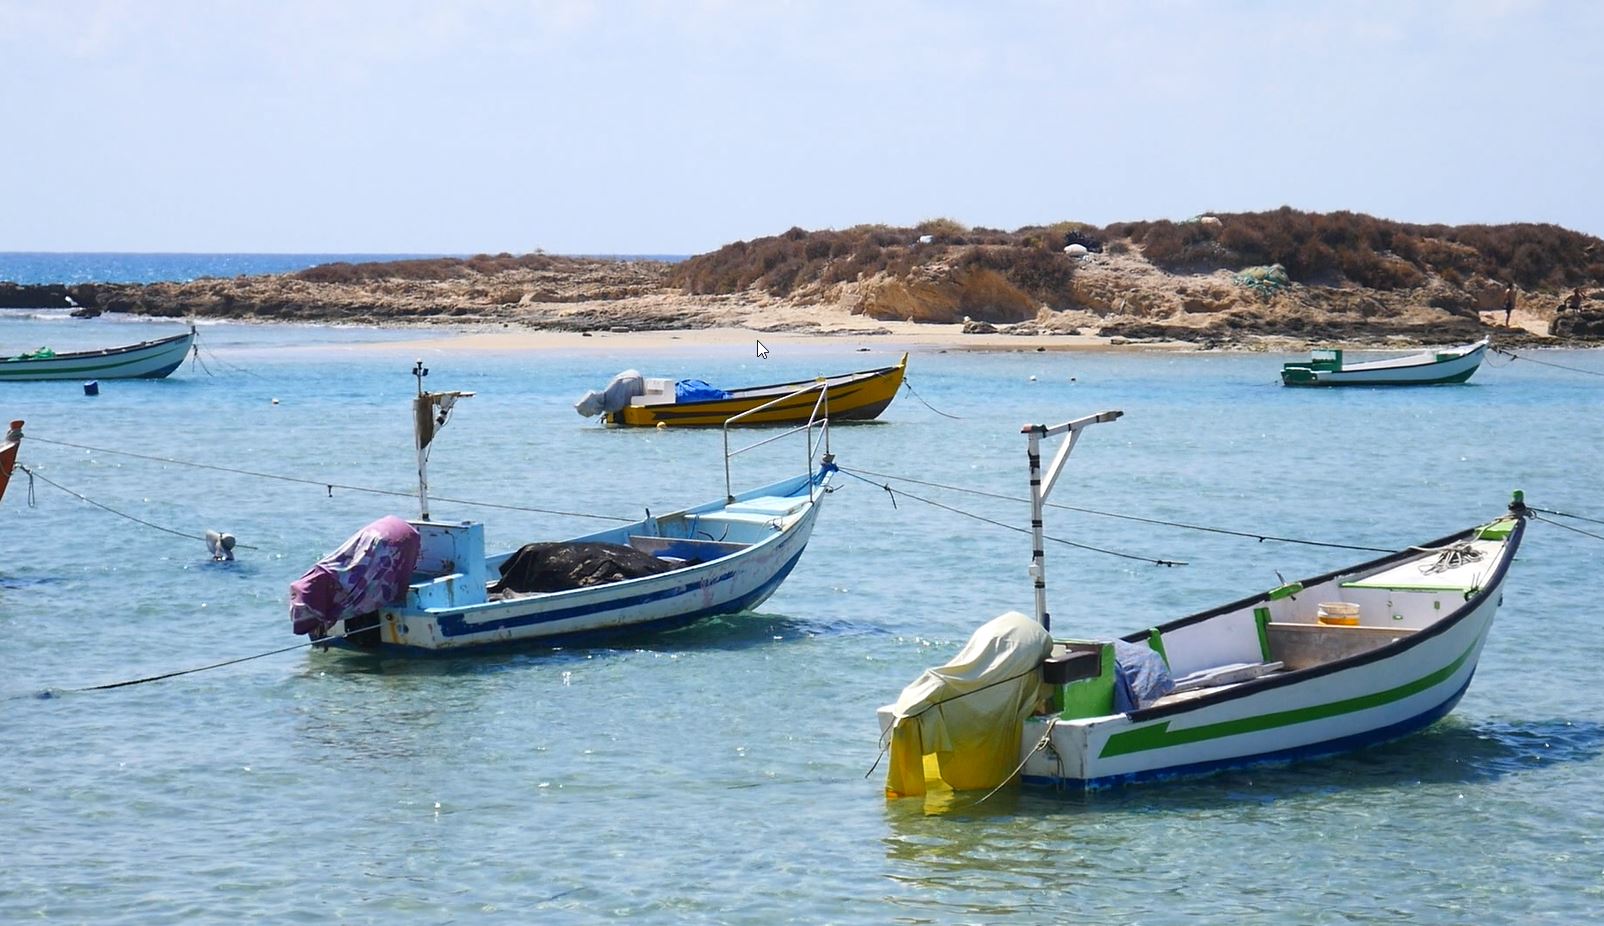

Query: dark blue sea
0,252,688,285
0,252,451,285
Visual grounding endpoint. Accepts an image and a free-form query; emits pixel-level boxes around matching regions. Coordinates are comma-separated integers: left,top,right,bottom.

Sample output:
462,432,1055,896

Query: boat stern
403,519,490,609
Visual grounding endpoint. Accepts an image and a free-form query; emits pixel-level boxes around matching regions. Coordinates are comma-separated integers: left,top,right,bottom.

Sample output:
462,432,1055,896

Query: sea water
0,252,687,285
0,253,454,286
1,311,1602,923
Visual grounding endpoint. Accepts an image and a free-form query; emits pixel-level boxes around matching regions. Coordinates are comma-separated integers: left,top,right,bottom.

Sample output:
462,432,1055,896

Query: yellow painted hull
608,354,908,427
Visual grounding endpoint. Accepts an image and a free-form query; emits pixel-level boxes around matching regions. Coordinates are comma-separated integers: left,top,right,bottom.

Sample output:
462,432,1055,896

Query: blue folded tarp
675,379,731,403
1113,639,1175,712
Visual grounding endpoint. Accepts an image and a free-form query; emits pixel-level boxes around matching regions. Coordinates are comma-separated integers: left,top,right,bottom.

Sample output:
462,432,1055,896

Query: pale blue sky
2,0,1599,254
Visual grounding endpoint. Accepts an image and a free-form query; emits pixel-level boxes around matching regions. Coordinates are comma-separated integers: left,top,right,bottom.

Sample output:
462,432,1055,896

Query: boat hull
608,357,906,427
1018,520,1520,789
323,469,831,655
1281,340,1486,386
0,420,20,505
0,330,194,381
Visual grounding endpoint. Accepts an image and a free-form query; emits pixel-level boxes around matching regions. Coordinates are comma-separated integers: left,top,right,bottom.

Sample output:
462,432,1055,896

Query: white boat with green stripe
0,327,194,381
879,411,1529,794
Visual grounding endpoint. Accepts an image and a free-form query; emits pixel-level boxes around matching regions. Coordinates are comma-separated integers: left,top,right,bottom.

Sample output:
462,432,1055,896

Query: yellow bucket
1317,602,1361,626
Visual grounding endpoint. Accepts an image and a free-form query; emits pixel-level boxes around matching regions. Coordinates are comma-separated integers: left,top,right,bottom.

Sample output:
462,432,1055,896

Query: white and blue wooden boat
0,328,195,381
879,411,1528,795
293,364,836,655
1280,338,1488,386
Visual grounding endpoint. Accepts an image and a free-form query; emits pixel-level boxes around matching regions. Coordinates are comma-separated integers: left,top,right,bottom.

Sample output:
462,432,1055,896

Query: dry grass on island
6,209,1604,347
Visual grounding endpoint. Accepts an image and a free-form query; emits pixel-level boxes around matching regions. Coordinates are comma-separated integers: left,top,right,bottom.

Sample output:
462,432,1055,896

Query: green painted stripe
1147,628,1168,666
1099,641,1476,758
1267,582,1303,601
1253,607,1272,660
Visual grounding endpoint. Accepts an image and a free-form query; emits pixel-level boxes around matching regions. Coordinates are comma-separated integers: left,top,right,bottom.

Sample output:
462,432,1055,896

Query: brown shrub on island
11,209,1602,345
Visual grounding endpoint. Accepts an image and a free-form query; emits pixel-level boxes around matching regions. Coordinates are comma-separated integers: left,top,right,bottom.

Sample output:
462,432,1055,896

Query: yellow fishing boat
577,353,908,427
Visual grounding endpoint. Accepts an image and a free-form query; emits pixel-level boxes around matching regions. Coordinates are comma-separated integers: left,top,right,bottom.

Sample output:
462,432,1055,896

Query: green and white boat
0,327,194,381
1280,338,1488,386
879,411,1528,794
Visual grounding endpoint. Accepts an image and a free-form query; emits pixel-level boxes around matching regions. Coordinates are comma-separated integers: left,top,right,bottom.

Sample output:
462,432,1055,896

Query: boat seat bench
1266,621,1417,670
627,535,748,561
722,496,811,518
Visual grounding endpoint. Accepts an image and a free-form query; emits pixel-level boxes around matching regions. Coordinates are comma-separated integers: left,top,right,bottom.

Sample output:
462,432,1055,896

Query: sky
1,0,1600,254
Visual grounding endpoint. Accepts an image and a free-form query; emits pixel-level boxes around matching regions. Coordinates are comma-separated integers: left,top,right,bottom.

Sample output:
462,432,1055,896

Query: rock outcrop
4,219,1601,346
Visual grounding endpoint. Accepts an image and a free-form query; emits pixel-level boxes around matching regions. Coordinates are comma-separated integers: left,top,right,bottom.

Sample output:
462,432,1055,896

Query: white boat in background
0,328,195,381
879,411,1529,796
1280,338,1488,386
291,364,837,654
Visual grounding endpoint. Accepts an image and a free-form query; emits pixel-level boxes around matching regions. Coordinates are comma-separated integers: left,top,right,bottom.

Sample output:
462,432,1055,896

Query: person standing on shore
1503,283,1516,327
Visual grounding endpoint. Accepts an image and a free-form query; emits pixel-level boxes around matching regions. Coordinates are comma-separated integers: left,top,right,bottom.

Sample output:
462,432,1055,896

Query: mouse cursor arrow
755,340,770,359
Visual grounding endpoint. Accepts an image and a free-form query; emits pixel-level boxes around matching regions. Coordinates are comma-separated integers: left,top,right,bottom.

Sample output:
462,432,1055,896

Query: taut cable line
18,464,261,549
27,435,634,522
837,468,1186,566
841,465,1395,553
1490,346,1604,378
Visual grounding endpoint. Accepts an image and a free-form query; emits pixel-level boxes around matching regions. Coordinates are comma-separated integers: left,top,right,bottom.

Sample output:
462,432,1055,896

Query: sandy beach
358,320,1201,357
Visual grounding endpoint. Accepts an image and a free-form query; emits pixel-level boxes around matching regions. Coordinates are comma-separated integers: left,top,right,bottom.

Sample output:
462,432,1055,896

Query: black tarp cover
490,542,681,595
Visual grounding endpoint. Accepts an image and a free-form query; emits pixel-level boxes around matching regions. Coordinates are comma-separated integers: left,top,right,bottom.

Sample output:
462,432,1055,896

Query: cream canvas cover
882,611,1052,797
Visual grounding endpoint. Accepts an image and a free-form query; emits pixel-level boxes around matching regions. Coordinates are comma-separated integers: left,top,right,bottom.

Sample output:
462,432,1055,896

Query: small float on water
291,363,837,654
878,411,1528,795
0,327,195,381
577,353,907,427
1280,338,1488,386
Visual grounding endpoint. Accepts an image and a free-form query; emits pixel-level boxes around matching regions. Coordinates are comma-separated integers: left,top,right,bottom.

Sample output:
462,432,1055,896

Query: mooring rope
1491,346,1604,377
190,343,214,376
18,464,261,550
27,435,635,522
901,378,963,419
1528,505,1604,527
71,638,324,691
196,339,272,380
841,465,1395,554
0,632,350,701
963,721,1059,810
1418,540,1484,574
1530,513,1604,543
838,468,1186,566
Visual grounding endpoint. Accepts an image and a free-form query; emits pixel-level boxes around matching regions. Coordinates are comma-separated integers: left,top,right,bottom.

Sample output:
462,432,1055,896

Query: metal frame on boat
295,365,837,655
1280,338,1488,386
0,327,196,381
879,411,1528,794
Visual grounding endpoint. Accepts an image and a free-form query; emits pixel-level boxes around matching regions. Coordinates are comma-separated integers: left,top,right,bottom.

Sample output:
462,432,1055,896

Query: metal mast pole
411,361,473,523
1021,410,1124,632
413,361,431,521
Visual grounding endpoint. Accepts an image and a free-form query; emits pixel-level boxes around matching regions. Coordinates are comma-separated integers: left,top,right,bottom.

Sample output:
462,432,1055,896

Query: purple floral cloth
289,516,421,636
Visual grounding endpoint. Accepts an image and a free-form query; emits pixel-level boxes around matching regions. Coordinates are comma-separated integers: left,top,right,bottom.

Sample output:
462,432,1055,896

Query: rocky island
4,209,1602,347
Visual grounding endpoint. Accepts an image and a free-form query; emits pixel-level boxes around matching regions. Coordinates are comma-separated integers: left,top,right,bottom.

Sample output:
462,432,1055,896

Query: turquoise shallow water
2,314,1603,923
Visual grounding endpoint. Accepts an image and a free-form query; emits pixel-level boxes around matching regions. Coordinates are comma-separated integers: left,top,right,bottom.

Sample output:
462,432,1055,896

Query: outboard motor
575,369,644,417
